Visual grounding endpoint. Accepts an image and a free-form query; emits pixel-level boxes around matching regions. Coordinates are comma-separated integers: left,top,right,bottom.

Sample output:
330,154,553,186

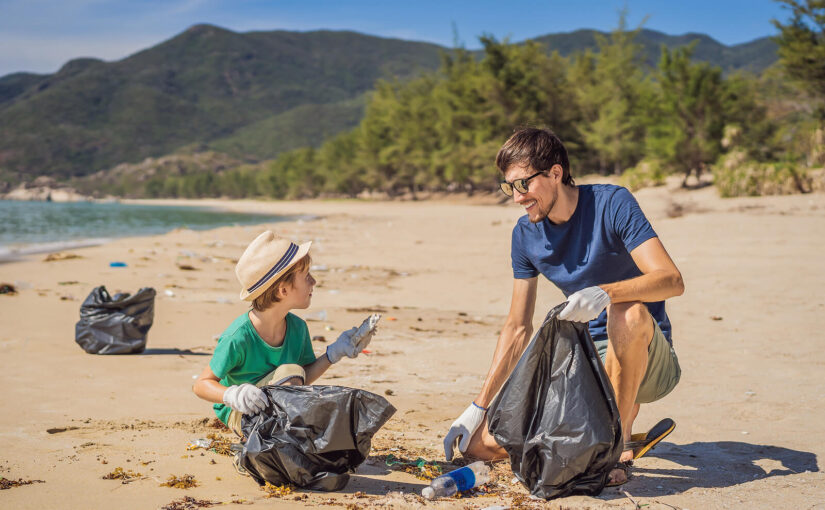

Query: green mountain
0,24,777,184
532,28,777,73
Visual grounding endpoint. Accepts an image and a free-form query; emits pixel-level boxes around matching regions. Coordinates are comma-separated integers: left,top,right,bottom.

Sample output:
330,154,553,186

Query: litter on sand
262,482,294,498
160,474,199,489
102,467,142,483
44,252,82,262
160,496,220,510
0,477,45,490
0,283,16,295
108,261,127,267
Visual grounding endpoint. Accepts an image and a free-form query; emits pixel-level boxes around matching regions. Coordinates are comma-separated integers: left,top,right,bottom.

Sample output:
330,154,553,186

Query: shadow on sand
603,441,819,499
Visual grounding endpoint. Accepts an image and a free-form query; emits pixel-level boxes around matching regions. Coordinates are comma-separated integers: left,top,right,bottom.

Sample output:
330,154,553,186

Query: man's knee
607,302,653,348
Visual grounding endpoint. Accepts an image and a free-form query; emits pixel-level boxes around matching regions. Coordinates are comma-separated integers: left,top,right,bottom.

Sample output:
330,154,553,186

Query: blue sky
1,0,790,77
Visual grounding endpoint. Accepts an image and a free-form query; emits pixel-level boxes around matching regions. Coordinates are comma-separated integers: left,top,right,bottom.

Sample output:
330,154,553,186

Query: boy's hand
326,314,381,363
223,383,268,415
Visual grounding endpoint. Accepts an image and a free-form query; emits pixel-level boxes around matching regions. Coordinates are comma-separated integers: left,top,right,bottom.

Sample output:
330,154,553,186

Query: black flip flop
625,418,675,460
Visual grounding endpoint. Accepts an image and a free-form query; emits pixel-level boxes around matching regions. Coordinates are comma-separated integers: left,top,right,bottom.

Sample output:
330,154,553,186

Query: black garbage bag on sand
240,385,396,491
487,303,623,499
75,286,156,354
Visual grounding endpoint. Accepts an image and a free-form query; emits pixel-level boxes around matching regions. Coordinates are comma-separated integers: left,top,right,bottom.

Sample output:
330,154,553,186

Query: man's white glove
558,286,611,323
443,402,487,461
222,383,268,415
326,313,381,364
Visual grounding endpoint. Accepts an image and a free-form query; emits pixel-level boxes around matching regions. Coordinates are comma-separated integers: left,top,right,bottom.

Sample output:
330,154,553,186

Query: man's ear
550,164,563,182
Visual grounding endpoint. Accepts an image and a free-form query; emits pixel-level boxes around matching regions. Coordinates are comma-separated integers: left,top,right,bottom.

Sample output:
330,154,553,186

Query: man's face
504,163,558,223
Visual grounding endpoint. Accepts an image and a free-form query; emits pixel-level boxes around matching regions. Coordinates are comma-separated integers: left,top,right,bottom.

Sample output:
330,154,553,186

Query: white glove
222,383,268,415
326,313,381,364
558,286,611,323
443,402,487,461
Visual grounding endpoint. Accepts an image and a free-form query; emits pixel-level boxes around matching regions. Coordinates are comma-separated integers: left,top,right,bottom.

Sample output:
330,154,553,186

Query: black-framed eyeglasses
499,171,545,197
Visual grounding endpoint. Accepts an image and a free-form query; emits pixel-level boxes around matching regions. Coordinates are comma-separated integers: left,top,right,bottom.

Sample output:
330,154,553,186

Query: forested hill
533,28,777,73
0,24,777,183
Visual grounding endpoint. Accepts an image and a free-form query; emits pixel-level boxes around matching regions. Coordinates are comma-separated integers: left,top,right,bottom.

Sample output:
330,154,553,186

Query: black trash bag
74,285,156,354
240,385,396,491
487,303,623,499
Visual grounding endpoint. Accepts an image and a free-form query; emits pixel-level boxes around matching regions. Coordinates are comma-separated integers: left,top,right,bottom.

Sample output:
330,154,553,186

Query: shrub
619,159,667,191
713,150,812,197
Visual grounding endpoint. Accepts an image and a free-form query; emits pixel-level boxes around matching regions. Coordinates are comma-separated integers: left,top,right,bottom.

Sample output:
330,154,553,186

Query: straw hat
235,231,312,301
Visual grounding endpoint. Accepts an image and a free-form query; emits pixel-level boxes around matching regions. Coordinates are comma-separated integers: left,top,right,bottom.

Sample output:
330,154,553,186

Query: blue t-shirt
511,184,672,344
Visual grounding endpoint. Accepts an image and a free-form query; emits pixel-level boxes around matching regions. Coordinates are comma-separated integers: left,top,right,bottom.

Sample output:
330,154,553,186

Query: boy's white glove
223,383,268,415
558,286,611,323
326,313,381,364
443,402,487,461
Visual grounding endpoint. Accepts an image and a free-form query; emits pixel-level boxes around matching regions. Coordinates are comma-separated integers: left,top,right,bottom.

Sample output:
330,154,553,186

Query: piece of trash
741,431,749,435
384,389,394,396
75,286,156,355
711,316,723,321
362,349,372,354
0,283,17,295
745,391,756,396
58,281,80,286
305,310,327,322
103,467,142,482
386,317,397,321
0,477,46,490
160,474,198,489
109,261,127,267
324,325,334,331
312,335,326,343
160,497,221,510
310,265,328,272
422,461,490,500
187,438,212,450
164,289,175,297
177,264,197,271
44,252,82,262
60,295,75,301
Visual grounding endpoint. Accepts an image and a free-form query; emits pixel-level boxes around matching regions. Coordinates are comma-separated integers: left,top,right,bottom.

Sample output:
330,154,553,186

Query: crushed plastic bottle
421,461,490,500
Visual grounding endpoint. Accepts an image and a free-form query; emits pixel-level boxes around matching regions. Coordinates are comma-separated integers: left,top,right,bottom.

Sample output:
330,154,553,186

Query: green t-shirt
209,311,317,424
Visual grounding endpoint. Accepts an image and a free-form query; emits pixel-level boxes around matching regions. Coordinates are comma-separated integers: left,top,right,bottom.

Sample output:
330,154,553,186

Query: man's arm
600,237,685,303
475,277,538,408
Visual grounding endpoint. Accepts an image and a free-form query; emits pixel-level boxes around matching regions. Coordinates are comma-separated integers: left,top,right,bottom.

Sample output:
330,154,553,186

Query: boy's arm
192,366,228,404
303,354,332,384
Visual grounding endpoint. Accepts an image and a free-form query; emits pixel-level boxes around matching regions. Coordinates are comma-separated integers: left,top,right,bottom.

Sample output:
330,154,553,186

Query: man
443,128,684,485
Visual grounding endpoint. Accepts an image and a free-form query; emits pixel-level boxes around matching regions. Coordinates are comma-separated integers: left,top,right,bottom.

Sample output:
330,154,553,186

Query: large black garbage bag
74,286,156,354
240,385,396,491
487,303,622,499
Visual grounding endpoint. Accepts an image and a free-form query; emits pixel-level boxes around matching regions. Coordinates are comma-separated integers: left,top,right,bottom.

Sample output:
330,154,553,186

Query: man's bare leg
462,417,508,461
604,302,654,483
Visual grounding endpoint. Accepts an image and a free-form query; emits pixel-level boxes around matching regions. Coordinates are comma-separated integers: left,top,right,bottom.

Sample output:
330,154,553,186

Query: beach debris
312,335,326,343
387,317,397,321
160,474,199,489
384,389,395,396
108,261,127,267
346,306,388,313
164,289,175,297
324,325,334,331
0,477,45,490
383,454,443,480
44,252,82,262
46,426,79,434
261,482,294,498
160,496,221,510
177,263,198,271
200,433,235,456
711,316,723,321
187,438,212,450
0,283,17,295
102,467,142,483
58,281,80,285
305,309,327,321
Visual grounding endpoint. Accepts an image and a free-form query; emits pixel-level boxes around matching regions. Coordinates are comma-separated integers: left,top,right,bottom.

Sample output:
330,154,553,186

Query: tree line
113,2,825,199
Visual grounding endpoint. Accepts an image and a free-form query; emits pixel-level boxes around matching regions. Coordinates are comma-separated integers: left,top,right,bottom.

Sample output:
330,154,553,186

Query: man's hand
443,402,486,461
222,383,268,415
558,286,611,322
326,314,381,363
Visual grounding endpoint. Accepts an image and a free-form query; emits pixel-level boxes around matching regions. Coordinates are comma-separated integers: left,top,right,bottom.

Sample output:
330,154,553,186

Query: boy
193,230,379,437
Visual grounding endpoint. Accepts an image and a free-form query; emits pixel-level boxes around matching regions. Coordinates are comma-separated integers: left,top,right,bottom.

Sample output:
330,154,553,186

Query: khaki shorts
594,319,681,404
226,364,306,437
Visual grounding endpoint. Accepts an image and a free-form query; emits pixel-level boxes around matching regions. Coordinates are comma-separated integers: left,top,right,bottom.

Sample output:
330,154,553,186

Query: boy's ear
278,284,289,298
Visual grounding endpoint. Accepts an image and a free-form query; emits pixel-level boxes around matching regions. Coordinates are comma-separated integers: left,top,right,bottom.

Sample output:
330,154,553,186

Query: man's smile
523,200,537,211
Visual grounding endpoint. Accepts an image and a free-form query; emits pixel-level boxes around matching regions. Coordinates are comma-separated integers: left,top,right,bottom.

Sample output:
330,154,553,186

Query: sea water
0,200,296,260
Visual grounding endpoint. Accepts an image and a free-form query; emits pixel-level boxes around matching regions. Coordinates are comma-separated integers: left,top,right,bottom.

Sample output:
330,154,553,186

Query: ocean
0,200,293,260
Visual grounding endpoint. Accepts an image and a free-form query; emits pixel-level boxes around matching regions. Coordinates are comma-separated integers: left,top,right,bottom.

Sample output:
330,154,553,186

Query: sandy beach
1,180,824,509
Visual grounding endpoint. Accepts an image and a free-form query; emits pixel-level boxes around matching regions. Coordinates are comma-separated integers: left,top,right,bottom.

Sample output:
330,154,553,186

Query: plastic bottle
421,461,490,500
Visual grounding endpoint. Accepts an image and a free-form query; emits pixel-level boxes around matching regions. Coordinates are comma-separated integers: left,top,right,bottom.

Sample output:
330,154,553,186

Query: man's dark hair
495,127,574,186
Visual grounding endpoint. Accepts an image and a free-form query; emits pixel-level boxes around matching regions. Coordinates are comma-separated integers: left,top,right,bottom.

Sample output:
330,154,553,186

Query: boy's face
289,267,316,309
